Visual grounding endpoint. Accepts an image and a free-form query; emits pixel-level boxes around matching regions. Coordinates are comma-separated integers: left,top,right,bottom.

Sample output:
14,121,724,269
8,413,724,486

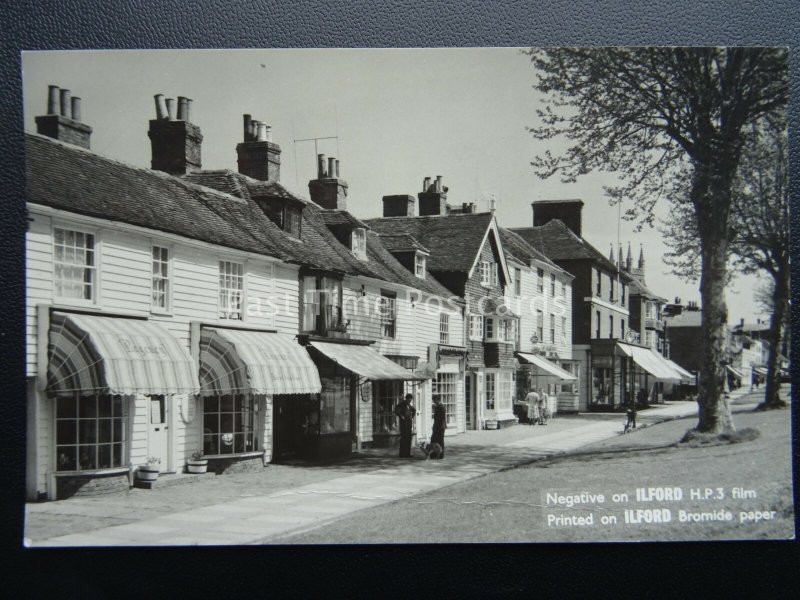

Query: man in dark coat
431,394,446,459
395,393,417,458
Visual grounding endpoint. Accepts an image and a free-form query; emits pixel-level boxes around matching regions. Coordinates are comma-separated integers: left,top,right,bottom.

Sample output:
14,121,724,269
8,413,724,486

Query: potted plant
137,457,161,481
187,451,208,474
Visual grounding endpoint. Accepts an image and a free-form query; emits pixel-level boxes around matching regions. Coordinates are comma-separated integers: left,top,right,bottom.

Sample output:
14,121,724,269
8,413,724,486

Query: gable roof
364,212,495,273
625,275,667,302
510,220,631,281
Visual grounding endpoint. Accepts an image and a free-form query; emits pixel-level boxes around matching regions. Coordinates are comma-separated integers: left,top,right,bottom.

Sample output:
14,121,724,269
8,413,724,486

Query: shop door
273,394,315,461
148,396,169,472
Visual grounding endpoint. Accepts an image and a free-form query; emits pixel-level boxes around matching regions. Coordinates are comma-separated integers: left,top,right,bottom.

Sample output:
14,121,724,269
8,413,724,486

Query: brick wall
56,472,131,500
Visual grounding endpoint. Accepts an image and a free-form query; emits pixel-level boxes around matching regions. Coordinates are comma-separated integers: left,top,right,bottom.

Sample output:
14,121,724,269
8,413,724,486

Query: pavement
25,386,766,546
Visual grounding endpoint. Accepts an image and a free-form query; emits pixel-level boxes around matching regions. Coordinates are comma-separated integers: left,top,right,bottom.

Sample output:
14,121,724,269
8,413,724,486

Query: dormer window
255,197,303,238
351,228,367,260
415,253,427,278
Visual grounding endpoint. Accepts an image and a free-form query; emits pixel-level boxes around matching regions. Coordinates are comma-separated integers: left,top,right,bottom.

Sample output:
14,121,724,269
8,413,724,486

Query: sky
21,48,767,324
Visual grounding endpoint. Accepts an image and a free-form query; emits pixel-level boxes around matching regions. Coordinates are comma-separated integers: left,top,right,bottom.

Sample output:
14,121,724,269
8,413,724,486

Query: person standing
395,393,416,458
538,388,548,425
431,394,446,459
524,387,540,425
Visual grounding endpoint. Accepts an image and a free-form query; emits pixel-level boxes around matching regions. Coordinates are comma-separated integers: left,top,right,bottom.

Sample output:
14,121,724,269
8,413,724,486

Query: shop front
589,339,681,412
515,352,578,416
301,338,429,459
197,326,322,470
42,310,199,500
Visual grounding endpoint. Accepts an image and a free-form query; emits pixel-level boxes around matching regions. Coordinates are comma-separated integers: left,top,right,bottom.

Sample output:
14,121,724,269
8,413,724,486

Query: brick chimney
308,154,348,210
35,85,92,149
531,199,584,237
148,93,202,176
382,195,416,217
418,175,449,216
236,114,281,181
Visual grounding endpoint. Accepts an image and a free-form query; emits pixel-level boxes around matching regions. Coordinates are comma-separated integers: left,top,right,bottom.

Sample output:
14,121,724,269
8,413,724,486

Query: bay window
55,394,127,472
203,394,260,455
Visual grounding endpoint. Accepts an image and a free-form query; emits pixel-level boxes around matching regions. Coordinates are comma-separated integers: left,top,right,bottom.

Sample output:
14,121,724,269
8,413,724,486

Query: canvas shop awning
200,328,322,395
516,352,577,381
47,311,199,395
726,365,744,380
308,341,429,381
753,367,769,376
654,354,695,384
616,342,681,382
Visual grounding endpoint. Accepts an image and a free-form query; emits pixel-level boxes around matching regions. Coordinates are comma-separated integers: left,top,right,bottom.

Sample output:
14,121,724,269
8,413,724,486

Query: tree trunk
761,264,789,408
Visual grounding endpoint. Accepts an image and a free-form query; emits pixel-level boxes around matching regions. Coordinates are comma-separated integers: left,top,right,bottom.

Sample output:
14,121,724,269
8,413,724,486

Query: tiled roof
498,227,570,277
25,133,291,260
733,322,771,333
510,220,631,281
318,210,371,230
377,233,430,254
364,212,495,273
665,311,703,328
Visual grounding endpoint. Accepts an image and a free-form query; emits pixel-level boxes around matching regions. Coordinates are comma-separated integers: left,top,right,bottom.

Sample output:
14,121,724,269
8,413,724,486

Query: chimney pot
317,154,326,178
70,97,81,122
436,175,443,192
177,96,188,120
257,122,267,141
423,177,430,192
185,98,193,122
59,89,71,118
154,94,168,119
47,85,59,115
243,114,252,141
335,159,340,178
165,98,175,120
328,157,336,179
264,125,272,142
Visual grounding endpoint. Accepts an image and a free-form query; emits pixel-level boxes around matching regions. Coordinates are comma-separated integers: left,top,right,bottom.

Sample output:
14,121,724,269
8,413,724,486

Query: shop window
379,292,396,339
320,376,350,434
203,394,260,455
433,372,458,427
55,394,127,472
499,371,513,411
560,363,575,393
151,245,170,312
53,227,96,302
373,380,412,434
219,260,244,320
439,313,449,344
485,373,496,410
593,367,613,404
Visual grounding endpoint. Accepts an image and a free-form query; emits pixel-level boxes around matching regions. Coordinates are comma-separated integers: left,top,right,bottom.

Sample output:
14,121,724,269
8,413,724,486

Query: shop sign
593,356,614,368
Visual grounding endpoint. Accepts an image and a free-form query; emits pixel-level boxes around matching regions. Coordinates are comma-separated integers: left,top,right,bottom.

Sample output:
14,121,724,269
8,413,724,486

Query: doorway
465,372,475,430
148,395,169,472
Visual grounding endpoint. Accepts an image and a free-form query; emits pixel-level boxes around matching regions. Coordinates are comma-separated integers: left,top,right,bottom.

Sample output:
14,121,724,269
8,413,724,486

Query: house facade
24,88,461,500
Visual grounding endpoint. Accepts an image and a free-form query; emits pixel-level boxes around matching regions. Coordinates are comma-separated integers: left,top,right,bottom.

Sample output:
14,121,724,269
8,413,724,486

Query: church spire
626,242,632,271
609,243,615,264
618,244,624,272
638,244,645,270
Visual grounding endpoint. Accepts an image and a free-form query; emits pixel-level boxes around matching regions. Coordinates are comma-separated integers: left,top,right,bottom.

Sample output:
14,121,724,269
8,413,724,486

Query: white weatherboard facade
26,204,297,500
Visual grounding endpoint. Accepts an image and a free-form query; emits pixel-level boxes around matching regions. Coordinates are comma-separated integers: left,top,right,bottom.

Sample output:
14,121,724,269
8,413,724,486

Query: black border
2,1,798,596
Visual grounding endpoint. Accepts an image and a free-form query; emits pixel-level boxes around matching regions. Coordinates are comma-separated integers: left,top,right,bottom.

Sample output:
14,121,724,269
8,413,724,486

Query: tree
526,48,788,434
661,123,789,409
728,124,789,409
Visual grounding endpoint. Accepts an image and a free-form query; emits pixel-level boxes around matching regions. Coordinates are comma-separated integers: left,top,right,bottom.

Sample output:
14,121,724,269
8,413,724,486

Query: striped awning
48,312,199,395
200,328,321,395
616,343,681,382
516,352,577,380
308,341,429,381
726,365,744,380
753,366,769,376
653,354,695,384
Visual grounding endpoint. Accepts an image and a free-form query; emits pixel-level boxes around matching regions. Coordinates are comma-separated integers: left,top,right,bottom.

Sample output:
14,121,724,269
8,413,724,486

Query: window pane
78,445,96,470
113,418,124,443
78,396,97,418
56,420,77,445
97,444,112,469
57,396,77,419
56,447,76,471
98,418,112,443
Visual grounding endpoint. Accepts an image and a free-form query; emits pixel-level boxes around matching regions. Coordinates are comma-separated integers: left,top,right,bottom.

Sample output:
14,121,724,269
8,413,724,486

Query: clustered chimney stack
382,194,416,217
35,85,93,149
236,113,281,181
418,174,449,216
308,153,349,210
148,93,203,176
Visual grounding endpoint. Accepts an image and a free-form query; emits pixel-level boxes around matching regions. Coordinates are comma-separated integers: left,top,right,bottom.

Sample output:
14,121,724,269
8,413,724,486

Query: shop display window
320,376,350,434
55,394,127,472
203,394,260,455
